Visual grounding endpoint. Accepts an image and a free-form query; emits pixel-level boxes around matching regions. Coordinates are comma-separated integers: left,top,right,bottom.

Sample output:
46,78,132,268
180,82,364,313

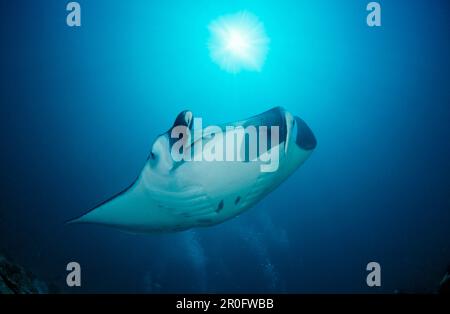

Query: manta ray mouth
167,106,290,161
294,116,317,150
166,106,317,164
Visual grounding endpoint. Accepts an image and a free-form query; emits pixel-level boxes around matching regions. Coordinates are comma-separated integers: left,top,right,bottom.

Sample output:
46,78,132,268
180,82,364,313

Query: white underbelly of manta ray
67,107,317,233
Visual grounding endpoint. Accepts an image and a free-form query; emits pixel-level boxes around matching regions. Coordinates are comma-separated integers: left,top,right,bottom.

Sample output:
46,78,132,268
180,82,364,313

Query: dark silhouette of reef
0,254,48,294
0,251,449,294
438,265,450,295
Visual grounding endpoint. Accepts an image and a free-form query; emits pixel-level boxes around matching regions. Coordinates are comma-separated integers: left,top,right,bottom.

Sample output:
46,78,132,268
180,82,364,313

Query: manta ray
67,107,317,233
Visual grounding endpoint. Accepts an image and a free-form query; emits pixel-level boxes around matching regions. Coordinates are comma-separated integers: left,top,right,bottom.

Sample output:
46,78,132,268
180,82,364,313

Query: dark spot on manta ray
216,200,224,212
235,196,241,205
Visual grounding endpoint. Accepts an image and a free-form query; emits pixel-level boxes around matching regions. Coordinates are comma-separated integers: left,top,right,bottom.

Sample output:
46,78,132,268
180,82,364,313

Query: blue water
0,0,449,293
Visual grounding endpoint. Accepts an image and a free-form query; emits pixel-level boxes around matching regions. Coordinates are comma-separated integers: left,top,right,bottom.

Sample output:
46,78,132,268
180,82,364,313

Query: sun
208,11,270,73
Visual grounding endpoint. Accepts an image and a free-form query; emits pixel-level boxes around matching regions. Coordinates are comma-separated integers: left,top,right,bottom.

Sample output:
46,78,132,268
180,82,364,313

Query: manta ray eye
150,151,156,160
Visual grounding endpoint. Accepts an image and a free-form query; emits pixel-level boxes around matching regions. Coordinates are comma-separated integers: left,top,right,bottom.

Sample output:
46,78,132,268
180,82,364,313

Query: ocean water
0,0,449,293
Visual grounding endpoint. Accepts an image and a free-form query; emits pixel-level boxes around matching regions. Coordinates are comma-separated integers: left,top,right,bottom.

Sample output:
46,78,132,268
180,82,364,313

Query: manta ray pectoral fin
65,180,137,226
